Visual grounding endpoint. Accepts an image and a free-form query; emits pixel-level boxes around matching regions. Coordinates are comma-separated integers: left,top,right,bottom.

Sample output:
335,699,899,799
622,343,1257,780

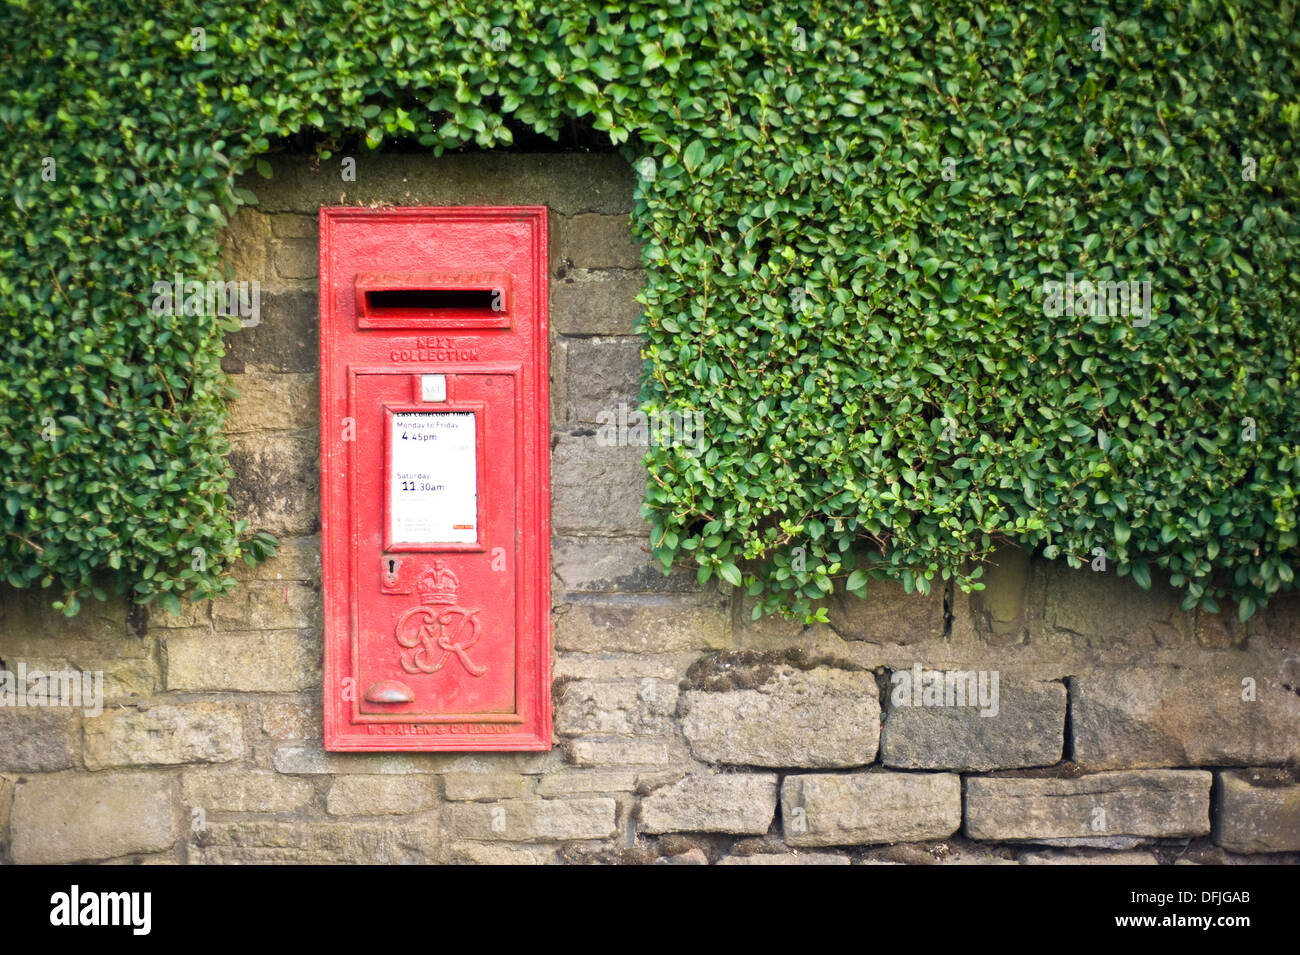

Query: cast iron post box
319,207,551,751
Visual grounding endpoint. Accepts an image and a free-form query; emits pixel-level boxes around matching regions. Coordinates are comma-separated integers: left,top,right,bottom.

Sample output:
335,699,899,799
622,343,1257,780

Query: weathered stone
167,628,319,692
272,743,559,777
827,579,945,644
535,770,638,797
224,372,319,434
552,271,646,335
562,336,643,423
273,744,439,775
563,214,641,269
446,798,617,842
550,431,648,535
229,535,323,583
326,775,437,815
227,431,320,537
1070,667,1300,769
274,238,318,280
217,206,270,282
0,655,159,706
447,842,556,865
1214,769,1300,853
1257,593,1300,651
0,709,78,772
212,581,319,633
248,153,634,217
1042,563,1190,647
269,213,319,239
553,653,695,682
84,702,244,769
954,544,1040,646
441,773,530,801
10,772,177,864
680,665,879,768
551,536,699,595
1194,609,1249,649
718,852,851,865
149,598,210,628
182,767,314,814
566,737,679,767
261,700,319,739
553,597,728,653
222,289,318,374
556,679,678,737
880,675,1065,771
964,770,1212,841
191,817,438,864
781,772,961,847
640,773,778,835
0,585,129,643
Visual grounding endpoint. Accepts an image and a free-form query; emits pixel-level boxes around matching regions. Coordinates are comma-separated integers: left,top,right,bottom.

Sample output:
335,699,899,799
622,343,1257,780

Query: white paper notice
390,412,478,544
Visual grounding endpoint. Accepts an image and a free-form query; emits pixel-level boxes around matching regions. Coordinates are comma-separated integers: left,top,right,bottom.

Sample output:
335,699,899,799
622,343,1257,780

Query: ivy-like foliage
1,1,1297,621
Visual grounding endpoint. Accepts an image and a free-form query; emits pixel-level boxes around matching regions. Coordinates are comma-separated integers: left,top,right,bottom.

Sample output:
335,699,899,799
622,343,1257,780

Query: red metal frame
320,206,550,751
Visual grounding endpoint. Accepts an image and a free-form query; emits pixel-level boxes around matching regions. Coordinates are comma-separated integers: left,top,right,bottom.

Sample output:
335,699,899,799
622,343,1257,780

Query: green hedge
2,0,1297,620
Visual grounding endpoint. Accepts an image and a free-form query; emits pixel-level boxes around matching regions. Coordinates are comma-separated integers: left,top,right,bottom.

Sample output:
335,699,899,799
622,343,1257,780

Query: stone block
191,817,437,864
227,431,320,537
182,767,314,814
10,772,177,864
640,773,778,835
556,679,677,737
781,771,961,847
84,702,244,769
880,673,1065,771
441,773,530,801
550,431,648,535
562,336,644,423
221,289,319,374
326,775,437,816
964,770,1212,841
552,271,646,335
551,536,699,595
553,596,728,654
0,708,78,772
1214,769,1300,853
562,214,641,269
167,628,320,692
445,798,617,842
680,664,879,768
827,578,945,644
224,372,319,434
1070,667,1300,769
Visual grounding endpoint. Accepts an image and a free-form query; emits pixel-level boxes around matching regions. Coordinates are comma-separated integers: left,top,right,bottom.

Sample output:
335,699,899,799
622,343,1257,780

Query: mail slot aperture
321,208,550,751
355,270,512,329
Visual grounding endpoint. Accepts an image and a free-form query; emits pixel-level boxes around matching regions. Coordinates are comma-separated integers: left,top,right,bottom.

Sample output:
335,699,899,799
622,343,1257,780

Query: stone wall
1,153,1297,865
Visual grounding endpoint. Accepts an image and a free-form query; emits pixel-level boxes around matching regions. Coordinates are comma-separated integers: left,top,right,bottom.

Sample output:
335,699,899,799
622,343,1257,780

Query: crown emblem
417,561,459,605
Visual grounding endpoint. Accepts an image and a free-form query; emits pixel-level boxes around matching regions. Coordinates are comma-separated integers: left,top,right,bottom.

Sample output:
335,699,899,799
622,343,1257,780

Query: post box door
351,371,519,721
320,205,550,752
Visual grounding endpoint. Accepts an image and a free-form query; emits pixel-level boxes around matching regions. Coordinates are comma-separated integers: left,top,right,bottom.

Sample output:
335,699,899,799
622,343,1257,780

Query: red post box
319,207,551,751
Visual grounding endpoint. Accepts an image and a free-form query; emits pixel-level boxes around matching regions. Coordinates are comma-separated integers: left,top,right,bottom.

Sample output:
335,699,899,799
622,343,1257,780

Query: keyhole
387,559,396,577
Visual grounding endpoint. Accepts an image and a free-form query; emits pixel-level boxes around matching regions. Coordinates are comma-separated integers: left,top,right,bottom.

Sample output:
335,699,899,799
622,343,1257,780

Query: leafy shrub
2,0,1297,620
